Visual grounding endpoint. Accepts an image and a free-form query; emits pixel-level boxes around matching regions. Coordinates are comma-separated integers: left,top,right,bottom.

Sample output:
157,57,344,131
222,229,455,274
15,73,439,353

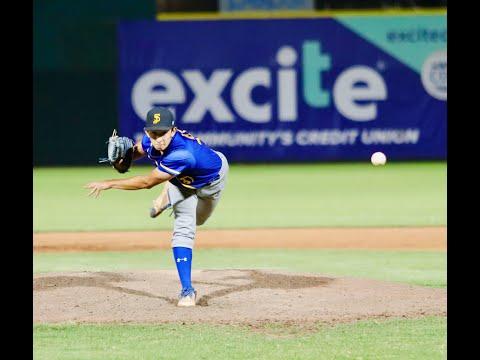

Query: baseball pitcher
85,106,229,307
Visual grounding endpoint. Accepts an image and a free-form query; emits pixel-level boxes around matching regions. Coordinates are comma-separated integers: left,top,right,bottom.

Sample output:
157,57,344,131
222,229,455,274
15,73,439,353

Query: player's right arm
84,167,175,198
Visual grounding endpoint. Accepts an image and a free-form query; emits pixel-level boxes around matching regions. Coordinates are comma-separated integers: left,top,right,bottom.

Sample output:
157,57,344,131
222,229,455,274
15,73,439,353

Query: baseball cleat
150,184,171,218
177,288,197,307
149,206,161,218
149,202,171,218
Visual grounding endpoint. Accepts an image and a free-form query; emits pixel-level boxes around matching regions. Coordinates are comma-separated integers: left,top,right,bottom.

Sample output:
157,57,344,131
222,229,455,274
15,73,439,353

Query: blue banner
118,15,446,162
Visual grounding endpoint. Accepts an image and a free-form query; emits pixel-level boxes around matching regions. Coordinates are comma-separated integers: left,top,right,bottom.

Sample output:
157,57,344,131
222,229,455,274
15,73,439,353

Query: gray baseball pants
167,152,229,249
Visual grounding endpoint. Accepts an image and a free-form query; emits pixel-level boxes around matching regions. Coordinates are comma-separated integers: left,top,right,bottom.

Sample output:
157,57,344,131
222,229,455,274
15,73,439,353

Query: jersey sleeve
157,150,194,176
141,134,151,153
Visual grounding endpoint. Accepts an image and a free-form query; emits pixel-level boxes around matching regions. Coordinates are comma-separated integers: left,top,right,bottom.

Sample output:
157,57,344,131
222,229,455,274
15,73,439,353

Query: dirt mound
33,270,446,325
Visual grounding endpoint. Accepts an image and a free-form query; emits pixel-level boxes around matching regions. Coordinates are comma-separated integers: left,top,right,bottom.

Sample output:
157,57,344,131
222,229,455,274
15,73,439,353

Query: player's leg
171,188,198,307
150,182,171,218
196,151,229,226
196,192,221,225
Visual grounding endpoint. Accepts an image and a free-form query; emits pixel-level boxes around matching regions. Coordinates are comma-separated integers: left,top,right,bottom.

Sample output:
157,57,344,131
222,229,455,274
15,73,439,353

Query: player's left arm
132,140,146,161
84,168,174,198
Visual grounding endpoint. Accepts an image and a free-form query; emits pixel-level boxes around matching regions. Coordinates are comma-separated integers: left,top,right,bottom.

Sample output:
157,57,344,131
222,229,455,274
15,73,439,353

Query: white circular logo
421,50,447,101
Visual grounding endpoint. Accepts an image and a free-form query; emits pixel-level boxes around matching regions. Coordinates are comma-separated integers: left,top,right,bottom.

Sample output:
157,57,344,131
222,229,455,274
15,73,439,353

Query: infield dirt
33,227,446,326
33,269,446,325
33,227,446,252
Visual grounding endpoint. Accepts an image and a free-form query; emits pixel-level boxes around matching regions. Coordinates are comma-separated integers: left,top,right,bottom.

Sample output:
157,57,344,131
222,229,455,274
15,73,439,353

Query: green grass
34,163,447,358
33,162,446,232
34,249,446,288
33,316,446,360
33,248,446,358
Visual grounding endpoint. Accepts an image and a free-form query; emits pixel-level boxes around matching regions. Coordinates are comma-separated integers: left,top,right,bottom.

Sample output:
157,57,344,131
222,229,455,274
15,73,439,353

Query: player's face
146,129,173,151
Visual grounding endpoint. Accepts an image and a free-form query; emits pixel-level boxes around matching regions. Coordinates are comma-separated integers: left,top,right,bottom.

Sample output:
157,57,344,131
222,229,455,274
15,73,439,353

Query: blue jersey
141,129,222,189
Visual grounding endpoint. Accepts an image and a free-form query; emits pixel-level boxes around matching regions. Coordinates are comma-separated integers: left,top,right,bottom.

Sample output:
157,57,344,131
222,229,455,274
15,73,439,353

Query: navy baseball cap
144,107,175,131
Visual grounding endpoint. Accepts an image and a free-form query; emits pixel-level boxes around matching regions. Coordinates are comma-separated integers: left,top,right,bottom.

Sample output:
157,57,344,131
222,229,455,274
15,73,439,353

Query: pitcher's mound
33,270,446,325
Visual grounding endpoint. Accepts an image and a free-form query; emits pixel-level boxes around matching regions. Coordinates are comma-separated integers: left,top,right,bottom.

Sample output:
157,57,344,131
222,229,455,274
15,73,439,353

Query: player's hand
84,181,111,198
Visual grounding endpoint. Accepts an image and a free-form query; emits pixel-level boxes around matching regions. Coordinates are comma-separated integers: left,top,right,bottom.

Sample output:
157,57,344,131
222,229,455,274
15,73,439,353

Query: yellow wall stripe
156,8,446,21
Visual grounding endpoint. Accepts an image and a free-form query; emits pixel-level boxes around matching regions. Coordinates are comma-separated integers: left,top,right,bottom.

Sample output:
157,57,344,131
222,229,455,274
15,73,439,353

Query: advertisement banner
118,15,446,162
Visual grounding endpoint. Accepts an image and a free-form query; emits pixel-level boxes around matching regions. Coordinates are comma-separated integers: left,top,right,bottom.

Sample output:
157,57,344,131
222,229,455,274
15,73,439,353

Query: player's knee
171,235,195,248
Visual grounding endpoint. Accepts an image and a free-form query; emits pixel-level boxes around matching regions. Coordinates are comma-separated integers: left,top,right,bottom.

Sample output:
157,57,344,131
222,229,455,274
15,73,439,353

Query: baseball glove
98,129,134,173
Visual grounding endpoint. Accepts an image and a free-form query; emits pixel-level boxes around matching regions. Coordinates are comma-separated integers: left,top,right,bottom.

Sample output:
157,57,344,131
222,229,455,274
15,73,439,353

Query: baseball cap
144,107,175,131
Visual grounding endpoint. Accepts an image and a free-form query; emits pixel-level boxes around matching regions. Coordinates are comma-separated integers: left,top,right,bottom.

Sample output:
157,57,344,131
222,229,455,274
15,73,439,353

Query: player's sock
172,247,193,291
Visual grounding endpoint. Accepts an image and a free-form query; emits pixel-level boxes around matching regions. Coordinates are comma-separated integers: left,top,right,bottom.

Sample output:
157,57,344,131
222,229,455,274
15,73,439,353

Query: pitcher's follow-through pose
85,106,229,307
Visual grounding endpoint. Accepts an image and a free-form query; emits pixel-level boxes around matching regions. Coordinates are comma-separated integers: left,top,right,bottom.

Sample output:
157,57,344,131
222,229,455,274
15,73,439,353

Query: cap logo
153,113,161,124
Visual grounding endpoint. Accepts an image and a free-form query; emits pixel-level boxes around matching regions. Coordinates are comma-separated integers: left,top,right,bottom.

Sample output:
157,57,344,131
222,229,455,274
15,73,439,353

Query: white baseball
371,152,387,166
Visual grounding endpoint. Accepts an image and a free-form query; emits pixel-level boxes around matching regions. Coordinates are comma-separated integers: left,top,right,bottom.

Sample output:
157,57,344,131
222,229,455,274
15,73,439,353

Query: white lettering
231,68,271,123
296,129,359,146
131,70,185,120
196,130,293,147
131,48,391,124
277,46,298,122
181,70,234,123
361,129,420,144
333,66,387,122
